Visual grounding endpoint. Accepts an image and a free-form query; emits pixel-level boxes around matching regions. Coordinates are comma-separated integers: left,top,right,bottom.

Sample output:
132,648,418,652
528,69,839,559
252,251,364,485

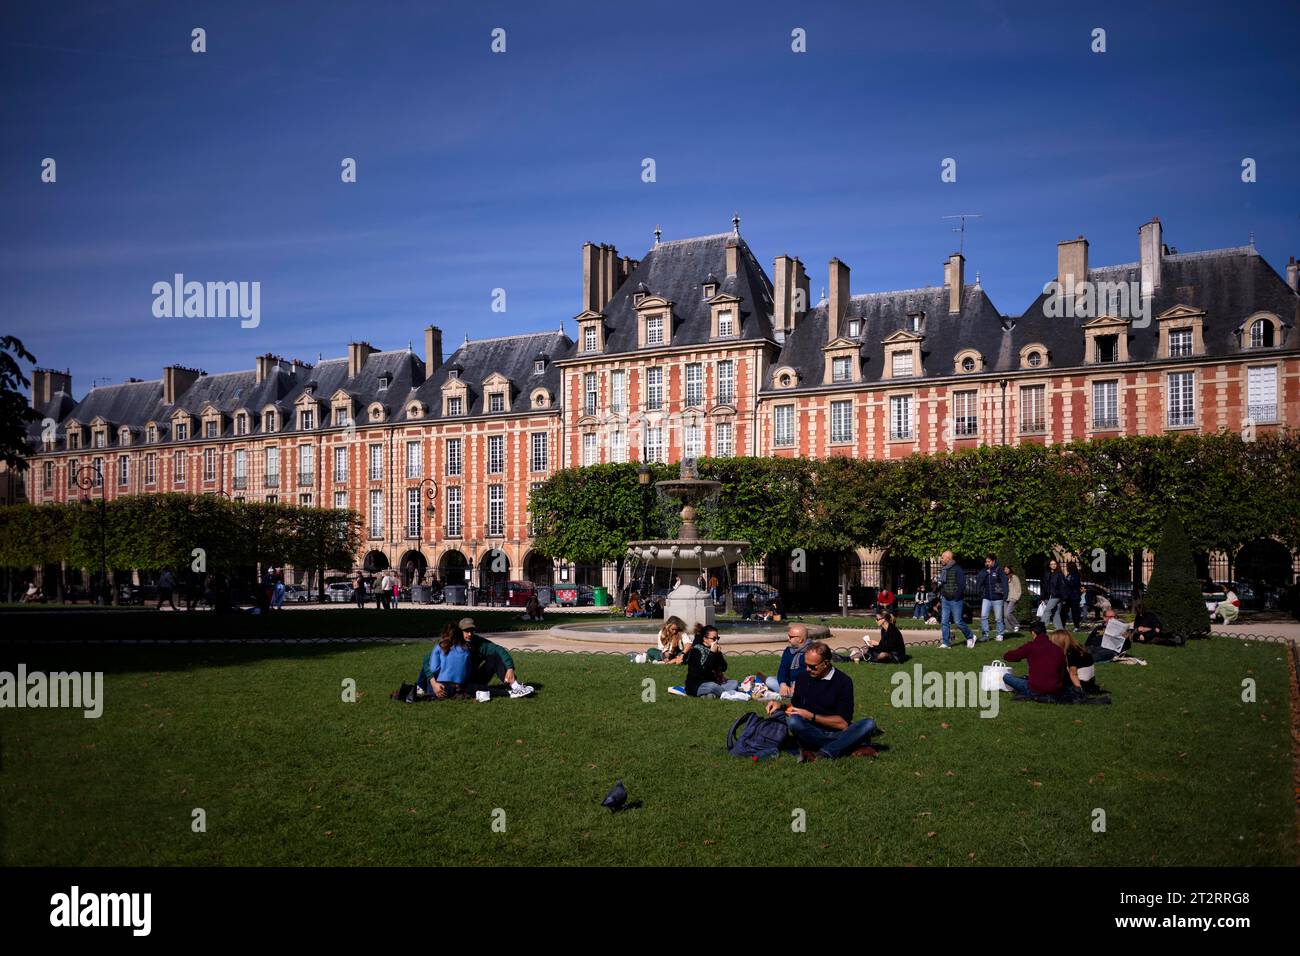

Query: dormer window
1169,328,1193,358
1027,351,1043,368
489,393,505,413
908,312,924,333
205,420,218,438
633,292,647,307
175,422,189,441
1095,335,1118,364
263,411,277,433
848,319,861,337
716,310,735,338
832,356,852,383
448,369,460,381
780,374,792,387
378,374,392,390
119,427,131,446
703,283,717,298
235,414,248,436
147,424,158,443
584,326,597,352
93,429,107,449
891,352,915,378
646,314,665,346
961,356,976,372
448,396,464,416
534,359,545,374
300,409,315,430
1249,320,1272,348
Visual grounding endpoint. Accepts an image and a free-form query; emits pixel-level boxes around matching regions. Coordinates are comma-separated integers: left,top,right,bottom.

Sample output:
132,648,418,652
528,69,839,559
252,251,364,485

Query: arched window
1250,319,1273,348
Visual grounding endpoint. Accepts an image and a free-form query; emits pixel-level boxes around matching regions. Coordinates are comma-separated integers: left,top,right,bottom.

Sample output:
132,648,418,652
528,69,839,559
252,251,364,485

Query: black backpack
726,712,792,759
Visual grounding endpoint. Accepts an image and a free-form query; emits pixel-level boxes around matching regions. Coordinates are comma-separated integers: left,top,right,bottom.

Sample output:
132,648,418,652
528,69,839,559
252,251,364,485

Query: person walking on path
156,569,177,611
937,551,973,649
975,554,1008,643
1043,558,1068,631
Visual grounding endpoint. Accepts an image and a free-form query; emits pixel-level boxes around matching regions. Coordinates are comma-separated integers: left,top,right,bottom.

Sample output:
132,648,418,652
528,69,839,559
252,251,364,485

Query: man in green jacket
461,618,535,698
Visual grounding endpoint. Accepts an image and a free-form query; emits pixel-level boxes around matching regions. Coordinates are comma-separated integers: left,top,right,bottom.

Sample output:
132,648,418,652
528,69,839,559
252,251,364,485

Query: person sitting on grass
1085,608,1131,663
1131,601,1170,644
417,623,471,699
1001,620,1065,697
650,616,688,663
624,590,642,618
672,625,737,698
1215,588,1241,624
765,623,810,695
856,611,907,664
522,594,544,622
1049,628,1103,696
460,617,535,698
764,641,880,760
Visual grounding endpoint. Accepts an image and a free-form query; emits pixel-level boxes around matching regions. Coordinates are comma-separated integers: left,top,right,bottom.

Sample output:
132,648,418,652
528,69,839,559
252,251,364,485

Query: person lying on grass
764,623,810,695
416,623,471,700
460,617,535,698
764,641,880,760
854,611,907,664
1001,620,1064,696
672,625,737,698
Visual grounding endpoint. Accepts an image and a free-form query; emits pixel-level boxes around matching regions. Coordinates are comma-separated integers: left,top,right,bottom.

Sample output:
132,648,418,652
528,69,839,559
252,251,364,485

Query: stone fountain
624,458,749,630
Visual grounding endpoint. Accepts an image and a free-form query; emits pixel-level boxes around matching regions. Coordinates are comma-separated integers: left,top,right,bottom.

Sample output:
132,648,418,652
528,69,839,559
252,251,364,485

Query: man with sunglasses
765,641,879,760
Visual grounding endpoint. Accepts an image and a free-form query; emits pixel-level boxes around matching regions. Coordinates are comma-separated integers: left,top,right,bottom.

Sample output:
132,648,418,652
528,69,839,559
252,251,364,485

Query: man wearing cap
1000,620,1065,696
459,618,535,698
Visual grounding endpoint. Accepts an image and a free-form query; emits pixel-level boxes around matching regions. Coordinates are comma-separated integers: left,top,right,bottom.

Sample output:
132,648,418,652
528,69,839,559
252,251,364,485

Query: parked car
730,582,780,612
502,580,537,607
324,582,353,603
284,585,311,603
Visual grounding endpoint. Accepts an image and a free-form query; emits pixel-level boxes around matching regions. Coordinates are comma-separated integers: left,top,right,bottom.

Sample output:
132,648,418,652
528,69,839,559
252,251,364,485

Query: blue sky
3,0,1297,392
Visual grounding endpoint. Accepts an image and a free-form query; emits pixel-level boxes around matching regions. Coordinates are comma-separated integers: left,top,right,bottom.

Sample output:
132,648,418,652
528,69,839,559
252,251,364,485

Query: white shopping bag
977,660,1008,691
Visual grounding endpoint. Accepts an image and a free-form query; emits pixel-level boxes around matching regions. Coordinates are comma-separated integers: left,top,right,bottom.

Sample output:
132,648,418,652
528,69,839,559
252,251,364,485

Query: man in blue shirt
763,623,809,696
765,642,879,760
974,554,1009,645
937,550,973,649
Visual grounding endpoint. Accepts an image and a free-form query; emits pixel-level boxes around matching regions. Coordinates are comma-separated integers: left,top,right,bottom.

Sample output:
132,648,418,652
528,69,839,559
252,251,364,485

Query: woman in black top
862,612,907,663
682,626,738,697
1132,602,1175,645
1064,562,1083,629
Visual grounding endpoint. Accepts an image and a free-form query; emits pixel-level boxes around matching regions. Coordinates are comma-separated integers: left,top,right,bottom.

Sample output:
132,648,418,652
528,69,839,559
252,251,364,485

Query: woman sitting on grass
672,625,737,698
417,623,471,700
1049,628,1103,696
856,611,907,664
624,591,642,618
650,615,688,663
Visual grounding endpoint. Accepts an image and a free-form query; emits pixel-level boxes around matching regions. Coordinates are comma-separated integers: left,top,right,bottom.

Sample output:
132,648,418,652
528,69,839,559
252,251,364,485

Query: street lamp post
74,460,107,605
414,478,438,593
635,462,652,601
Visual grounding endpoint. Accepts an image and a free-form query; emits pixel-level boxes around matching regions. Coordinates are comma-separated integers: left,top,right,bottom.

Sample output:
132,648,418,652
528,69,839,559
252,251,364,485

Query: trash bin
410,585,427,604
444,585,467,606
536,585,554,607
593,586,610,607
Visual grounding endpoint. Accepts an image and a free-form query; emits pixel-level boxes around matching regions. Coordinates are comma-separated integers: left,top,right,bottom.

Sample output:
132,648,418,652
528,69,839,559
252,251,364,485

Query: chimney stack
1286,256,1298,294
1139,217,1162,297
255,353,285,384
1057,236,1090,299
30,367,72,411
725,237,740,277
943,253,965,314
162,365,202,405
582,242,625,313
346,342,375,379
424,325,443,380
828,258,851,341
773,255,810,340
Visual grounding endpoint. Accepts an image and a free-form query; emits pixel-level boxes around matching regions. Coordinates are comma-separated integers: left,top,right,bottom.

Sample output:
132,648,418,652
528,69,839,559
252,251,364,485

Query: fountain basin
625,540,748,570
548,619,831,646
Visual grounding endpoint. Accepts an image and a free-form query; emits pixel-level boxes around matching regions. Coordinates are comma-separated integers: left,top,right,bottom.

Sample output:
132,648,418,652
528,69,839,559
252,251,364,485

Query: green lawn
0,637,1293,866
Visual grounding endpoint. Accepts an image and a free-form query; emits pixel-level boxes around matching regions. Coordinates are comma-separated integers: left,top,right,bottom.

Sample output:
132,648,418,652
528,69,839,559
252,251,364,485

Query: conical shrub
1142,511,1210,641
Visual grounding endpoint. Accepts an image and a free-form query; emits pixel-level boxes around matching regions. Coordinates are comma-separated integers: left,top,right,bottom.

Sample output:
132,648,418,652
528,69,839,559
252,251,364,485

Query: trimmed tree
1142,511,1211,641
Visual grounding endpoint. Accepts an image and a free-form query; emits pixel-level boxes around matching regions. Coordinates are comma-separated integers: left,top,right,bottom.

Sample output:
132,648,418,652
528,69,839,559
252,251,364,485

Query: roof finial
654,224,661,246
1248,230,1256,249
463,333,470,347
974,270,981,287
732,212,741,236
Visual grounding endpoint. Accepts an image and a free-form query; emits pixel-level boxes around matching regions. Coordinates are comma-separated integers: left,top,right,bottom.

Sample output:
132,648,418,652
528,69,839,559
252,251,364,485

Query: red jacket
1003,633,1065,695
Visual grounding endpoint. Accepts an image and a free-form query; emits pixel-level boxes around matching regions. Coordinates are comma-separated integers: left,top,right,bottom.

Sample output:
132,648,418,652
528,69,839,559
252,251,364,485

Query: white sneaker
668,685,687,696
938,644,949,650
995,634,1004,642
965,637,976,649
508,684,535,699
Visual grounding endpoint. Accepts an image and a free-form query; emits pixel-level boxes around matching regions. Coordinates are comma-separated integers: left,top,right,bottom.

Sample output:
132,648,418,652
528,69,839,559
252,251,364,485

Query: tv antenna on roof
941,213,983,256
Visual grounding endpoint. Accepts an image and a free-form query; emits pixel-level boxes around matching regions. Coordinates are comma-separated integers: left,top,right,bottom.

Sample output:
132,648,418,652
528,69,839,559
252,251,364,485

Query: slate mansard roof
589,233,776,354
409,330,571,418
1015,246,1299,367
